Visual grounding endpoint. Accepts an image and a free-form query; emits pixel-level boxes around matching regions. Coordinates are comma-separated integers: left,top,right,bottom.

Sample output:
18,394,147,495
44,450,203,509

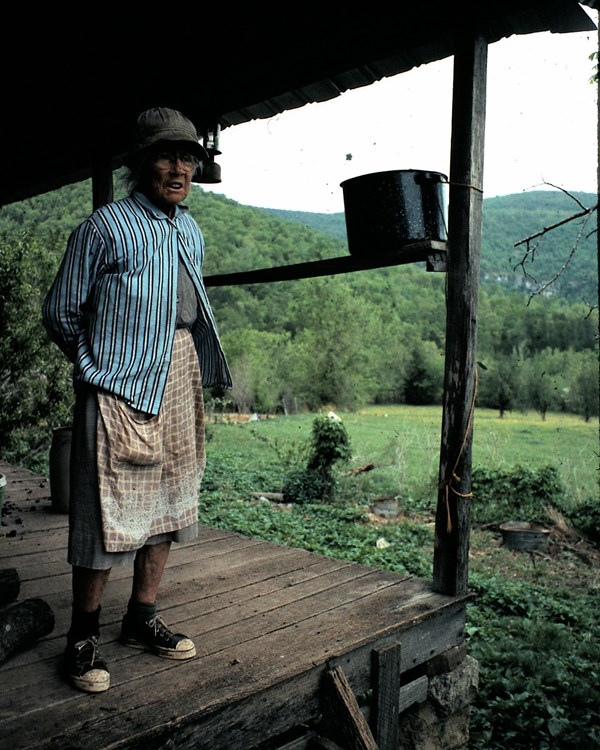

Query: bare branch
524,210,595,306
542,183,590,211
514,203,597,248
510,186,598,306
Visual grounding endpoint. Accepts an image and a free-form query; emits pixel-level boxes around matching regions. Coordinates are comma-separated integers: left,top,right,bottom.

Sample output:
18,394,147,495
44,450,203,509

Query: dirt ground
469,514,600,596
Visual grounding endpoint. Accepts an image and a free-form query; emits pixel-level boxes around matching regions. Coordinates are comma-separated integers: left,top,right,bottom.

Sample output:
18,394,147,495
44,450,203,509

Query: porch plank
0,461,471,750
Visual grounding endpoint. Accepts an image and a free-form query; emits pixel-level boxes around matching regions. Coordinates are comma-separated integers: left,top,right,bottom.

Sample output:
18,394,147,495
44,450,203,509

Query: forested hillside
261,189,598,304
1,176,596,302
0,177,597,466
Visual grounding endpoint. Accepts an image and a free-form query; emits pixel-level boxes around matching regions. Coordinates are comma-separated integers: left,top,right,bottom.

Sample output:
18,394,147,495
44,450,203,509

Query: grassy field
206,405,598,510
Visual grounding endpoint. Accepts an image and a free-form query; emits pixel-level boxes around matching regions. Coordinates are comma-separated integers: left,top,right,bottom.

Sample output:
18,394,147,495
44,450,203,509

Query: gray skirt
68,330,202,569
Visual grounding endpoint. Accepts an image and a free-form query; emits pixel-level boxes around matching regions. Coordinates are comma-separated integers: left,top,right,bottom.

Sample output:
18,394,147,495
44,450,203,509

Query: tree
522,349,570,420
286,279,371,410
477,356,518,418
570,351,600,422
219,328,291,413
403,337,444,405
0,232,73,469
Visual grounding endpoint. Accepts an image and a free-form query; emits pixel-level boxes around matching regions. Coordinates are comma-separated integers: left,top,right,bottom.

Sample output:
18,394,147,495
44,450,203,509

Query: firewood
0,598,55,665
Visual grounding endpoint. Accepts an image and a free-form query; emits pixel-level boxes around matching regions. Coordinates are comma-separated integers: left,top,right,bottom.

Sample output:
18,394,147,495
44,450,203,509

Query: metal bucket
340,169,448,257
499,522,551,552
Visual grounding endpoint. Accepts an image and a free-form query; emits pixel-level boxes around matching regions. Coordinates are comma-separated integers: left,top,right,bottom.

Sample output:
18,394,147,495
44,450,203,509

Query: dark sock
67,605,101,645
126,599,157,625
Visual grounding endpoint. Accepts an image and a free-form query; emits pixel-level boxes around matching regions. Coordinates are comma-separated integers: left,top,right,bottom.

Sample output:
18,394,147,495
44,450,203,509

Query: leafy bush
568,496,600,544
471,464,566,526
307,413,352,471
281,468,325,504
281,412,352,503
0,232,73,471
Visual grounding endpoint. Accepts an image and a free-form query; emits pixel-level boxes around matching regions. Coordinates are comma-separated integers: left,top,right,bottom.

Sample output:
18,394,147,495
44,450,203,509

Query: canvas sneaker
64,636,110,693
119,614,196,660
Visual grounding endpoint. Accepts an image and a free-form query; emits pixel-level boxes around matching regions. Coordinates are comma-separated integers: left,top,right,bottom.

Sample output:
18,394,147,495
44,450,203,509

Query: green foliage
468,571,600,750
281,468,327,505
281,413,352,503
0,183,597,471
471,464,566,526
307,413,352,471
589,50,598,85
568,497,600,544
258,207,348,242
0,231,73,470
480,190,597,303
198,414,599,750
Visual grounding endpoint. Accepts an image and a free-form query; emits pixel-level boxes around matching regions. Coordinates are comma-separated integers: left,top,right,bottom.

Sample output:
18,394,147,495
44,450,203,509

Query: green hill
260,190,598,304
1,178,596,303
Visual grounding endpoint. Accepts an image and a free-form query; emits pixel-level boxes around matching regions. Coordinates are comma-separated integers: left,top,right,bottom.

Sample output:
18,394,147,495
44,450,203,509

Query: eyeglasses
153,151,198,171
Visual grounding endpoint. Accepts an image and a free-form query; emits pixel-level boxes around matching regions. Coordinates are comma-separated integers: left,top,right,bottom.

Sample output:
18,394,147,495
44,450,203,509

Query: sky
204,12,598,214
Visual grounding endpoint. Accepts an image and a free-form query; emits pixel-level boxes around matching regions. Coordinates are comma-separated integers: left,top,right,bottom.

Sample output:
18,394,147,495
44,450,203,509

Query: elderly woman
43,107,231,693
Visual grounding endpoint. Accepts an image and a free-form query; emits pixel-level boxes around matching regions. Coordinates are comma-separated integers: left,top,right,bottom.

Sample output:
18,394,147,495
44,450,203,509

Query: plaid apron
96,329,205,552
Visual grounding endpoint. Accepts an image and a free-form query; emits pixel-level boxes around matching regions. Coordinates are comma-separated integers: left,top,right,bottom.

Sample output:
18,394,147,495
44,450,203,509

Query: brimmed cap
125,107,208,165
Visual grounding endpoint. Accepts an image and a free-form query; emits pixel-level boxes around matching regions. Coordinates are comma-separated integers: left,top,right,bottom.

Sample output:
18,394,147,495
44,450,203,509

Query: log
0,568,20,605
0,598,55,665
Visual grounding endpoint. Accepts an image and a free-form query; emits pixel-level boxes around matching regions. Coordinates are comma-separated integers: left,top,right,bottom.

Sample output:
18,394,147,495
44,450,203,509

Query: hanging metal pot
340,169,448,257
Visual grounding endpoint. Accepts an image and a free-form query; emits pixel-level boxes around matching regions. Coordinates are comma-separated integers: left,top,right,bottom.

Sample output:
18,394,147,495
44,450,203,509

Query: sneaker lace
75,635,100,663
147,615,174,641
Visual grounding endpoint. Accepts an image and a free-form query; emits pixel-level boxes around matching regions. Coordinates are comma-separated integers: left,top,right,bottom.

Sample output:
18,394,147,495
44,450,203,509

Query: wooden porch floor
0,462,471,750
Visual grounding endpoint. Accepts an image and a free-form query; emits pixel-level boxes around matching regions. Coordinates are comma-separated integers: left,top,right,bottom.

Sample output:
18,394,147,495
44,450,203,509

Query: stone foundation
397,648,479,750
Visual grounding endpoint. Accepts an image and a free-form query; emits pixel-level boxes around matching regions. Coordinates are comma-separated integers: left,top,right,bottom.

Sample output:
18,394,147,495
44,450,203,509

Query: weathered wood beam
433,32,488,596
204,242,447,287
0,598,55,666
371,643,401,750
319,665,379,750
309,737,348,750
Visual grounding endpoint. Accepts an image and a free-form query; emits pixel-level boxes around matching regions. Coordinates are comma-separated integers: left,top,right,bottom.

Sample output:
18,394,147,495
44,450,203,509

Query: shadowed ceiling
1,1,595,207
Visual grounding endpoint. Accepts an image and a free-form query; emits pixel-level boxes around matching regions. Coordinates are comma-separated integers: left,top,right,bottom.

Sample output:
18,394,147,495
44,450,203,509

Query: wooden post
433,33,488,596
371,644,401,750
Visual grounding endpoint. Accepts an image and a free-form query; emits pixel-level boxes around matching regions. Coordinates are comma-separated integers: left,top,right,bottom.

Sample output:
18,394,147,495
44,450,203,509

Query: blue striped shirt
42,191,232,415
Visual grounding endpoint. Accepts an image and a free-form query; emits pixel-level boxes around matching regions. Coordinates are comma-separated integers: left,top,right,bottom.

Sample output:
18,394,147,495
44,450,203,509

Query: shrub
281,468,326,504
307,413,352,472
568,496,600,544
0,232,73,471
282,412,352,503
471,464,566,526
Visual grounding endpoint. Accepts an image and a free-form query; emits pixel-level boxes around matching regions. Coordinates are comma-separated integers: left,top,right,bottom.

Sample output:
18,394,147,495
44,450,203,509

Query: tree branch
512,185,598,308
514,202,597,248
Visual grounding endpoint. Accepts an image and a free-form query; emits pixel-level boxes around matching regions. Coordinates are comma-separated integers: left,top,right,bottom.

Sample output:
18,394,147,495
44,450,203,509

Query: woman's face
140,144,198,215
